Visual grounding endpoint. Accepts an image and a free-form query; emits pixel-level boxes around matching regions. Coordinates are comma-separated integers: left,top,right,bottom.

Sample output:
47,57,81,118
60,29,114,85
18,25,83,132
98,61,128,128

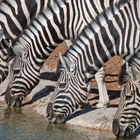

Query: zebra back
0,0,49,40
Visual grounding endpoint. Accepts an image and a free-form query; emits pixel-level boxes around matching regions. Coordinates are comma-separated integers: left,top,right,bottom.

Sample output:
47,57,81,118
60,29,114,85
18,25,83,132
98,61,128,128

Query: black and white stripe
0,0,49,40
0,39,14,83
46,0,140,125
0,0,49,84
113,52,140,138
4,0,123,107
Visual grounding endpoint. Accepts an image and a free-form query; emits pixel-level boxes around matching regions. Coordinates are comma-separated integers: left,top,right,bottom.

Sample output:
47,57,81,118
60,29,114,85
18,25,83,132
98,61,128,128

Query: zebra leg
95,67,109,108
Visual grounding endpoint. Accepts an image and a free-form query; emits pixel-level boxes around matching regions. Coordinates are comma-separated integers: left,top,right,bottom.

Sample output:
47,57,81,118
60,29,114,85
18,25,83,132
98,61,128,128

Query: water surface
0,104,135,140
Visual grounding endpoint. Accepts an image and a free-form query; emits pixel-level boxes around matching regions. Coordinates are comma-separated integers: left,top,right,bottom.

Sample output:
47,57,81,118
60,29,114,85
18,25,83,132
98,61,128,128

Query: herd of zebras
0,0,139,138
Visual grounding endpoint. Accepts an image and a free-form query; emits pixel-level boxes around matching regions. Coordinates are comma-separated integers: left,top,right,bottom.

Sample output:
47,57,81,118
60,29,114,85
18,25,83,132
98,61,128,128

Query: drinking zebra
65,40,108,108
0,0,49,85
4,0,124,107
0,0,110,107
46,0,140,126
112,51,140,138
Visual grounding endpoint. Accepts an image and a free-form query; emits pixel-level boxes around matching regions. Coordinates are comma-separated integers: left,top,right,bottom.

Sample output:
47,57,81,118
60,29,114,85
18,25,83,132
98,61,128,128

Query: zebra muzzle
112,119,121,137
112,119,135,137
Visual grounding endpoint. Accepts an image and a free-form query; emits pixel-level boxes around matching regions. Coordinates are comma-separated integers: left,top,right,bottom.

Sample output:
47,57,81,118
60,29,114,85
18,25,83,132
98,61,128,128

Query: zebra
65,40,108,108
4,0,125,107
4,0,127,106
112,51,140,138
0,0,108,107
46,0,140,125
0,0,50,85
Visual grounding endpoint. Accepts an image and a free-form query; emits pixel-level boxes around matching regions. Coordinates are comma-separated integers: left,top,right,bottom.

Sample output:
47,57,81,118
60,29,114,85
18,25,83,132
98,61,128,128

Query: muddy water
0,103,131,140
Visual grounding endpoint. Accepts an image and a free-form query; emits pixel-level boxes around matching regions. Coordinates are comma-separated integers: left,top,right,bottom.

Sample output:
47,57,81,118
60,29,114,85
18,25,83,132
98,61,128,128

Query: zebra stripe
63,40,108,108
0,39,14,83
5,0,122,107
0,0,49,39
0,0,50,85
46,0,140,124
113,52,140,138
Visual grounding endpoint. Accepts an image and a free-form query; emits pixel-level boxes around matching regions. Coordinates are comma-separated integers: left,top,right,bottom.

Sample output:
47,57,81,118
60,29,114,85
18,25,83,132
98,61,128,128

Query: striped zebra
46,0,140,124
65,40,108,108
112,52,140,138
0,0,108,106
0,0,50,85
4,0,124,107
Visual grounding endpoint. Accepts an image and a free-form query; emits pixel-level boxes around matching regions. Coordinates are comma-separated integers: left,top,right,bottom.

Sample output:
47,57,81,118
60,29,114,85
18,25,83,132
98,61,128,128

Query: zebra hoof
96,102,109,108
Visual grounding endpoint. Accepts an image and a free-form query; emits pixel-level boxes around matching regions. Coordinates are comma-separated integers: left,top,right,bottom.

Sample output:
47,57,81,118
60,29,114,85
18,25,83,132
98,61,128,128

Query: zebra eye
22,51,28,59
125,92,132,100
69,62,76,73
70,64,75,72
125,95,132,100
59,82,66,88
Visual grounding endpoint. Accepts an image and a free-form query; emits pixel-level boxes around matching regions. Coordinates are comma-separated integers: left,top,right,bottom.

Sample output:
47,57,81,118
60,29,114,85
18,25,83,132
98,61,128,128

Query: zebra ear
118,62,130,85
13,46,28,59
59,53,67,69
13,45,23,56
7,47,16,62
59,54,75,72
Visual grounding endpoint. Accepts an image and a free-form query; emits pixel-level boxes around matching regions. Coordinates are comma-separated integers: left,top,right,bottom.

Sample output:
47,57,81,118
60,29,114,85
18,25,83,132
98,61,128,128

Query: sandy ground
0,42,123,132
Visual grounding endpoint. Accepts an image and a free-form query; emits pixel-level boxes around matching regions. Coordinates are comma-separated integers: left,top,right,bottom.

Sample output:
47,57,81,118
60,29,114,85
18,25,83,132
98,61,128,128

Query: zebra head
47,55,90,123
4,49,40,107
113,62,140,138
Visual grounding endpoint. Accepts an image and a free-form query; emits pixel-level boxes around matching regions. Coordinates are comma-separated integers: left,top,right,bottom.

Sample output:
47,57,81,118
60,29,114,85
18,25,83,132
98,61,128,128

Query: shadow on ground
40,72,58,81
22,71,121,113
22,85,55,106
